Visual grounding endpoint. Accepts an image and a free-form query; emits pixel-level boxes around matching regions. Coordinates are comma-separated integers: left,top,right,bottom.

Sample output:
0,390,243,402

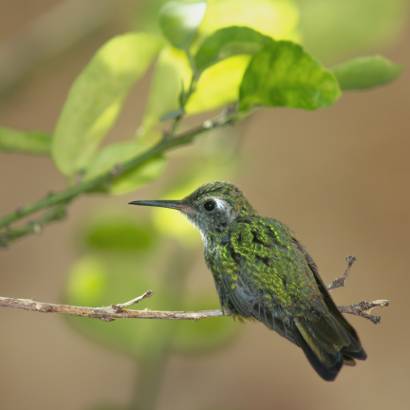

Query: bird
129,181,366,381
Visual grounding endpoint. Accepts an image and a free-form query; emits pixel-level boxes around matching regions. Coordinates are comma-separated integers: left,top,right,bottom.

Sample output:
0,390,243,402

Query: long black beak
128,199,188,211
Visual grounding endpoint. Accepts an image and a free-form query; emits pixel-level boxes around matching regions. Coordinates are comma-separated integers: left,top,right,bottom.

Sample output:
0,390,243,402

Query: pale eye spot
214,198,227,210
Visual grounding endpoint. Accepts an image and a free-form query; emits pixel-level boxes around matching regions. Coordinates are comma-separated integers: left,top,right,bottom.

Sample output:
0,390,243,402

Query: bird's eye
203,199,216,211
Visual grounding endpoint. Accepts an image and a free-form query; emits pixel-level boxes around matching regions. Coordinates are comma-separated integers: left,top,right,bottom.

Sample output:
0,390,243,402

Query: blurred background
0,1,409,409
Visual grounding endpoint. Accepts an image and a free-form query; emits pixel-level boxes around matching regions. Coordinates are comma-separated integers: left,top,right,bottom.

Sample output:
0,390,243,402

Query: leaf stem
166,52,199,138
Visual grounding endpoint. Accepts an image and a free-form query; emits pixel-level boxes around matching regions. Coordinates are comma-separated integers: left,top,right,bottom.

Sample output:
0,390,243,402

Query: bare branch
0,294,223,321
0,293,389,324
338,300,390,324
328,255,357,291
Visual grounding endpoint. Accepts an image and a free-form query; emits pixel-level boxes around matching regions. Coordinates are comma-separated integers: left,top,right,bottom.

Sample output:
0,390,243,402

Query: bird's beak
129,199,192,213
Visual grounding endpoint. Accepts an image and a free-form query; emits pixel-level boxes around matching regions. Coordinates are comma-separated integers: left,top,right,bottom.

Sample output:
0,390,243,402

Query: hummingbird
129,181,366,381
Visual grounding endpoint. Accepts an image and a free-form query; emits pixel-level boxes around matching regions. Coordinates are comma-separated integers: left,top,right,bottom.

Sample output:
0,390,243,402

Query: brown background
1,1,409,409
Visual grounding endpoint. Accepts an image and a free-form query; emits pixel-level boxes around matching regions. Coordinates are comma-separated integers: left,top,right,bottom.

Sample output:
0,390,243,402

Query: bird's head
129,181,255,237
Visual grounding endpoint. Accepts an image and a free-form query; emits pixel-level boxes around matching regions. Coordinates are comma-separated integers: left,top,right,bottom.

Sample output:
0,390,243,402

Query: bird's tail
294,305,367,381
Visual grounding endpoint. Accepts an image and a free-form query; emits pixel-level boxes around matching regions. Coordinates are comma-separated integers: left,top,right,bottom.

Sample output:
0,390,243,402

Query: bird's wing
222,216,322,315
209,216,321,344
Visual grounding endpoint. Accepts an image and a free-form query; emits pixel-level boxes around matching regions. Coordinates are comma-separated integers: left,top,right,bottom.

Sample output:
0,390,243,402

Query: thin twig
111,290,153,312
338,300,390,324
328,255,357,291
165,53,199,139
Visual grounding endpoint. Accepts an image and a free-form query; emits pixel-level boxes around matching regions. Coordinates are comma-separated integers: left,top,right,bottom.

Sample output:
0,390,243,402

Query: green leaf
52,32,162,176
332,56,402,91
84,140,166,195
111,155,166,195
81,213,157,253
194,26,271,72
239,41,341,111
187,55,250,113
0,127,51,155
159,0,207,49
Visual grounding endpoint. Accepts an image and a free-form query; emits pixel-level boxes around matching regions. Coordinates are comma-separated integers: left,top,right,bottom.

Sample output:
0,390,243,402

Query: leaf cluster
0,0,401,197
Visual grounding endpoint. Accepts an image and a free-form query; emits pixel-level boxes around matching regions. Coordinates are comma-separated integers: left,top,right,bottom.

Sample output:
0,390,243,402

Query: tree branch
0,294,223,321
0,288,389,324
0,110,237,245
0,206,67,247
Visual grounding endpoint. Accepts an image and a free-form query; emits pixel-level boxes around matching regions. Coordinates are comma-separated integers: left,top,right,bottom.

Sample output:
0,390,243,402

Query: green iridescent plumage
130,181,367,381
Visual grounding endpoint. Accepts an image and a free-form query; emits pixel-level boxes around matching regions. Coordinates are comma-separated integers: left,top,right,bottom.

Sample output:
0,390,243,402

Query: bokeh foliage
0,0,402,373
0,0,405,408
295,0,410,62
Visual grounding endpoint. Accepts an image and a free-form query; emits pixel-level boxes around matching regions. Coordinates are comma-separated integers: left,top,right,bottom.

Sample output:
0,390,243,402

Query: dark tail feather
321,287,367,363
294,247,367,379
324,296,367,363
296,329,343,381
291,238,367,376
294,310,367,381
